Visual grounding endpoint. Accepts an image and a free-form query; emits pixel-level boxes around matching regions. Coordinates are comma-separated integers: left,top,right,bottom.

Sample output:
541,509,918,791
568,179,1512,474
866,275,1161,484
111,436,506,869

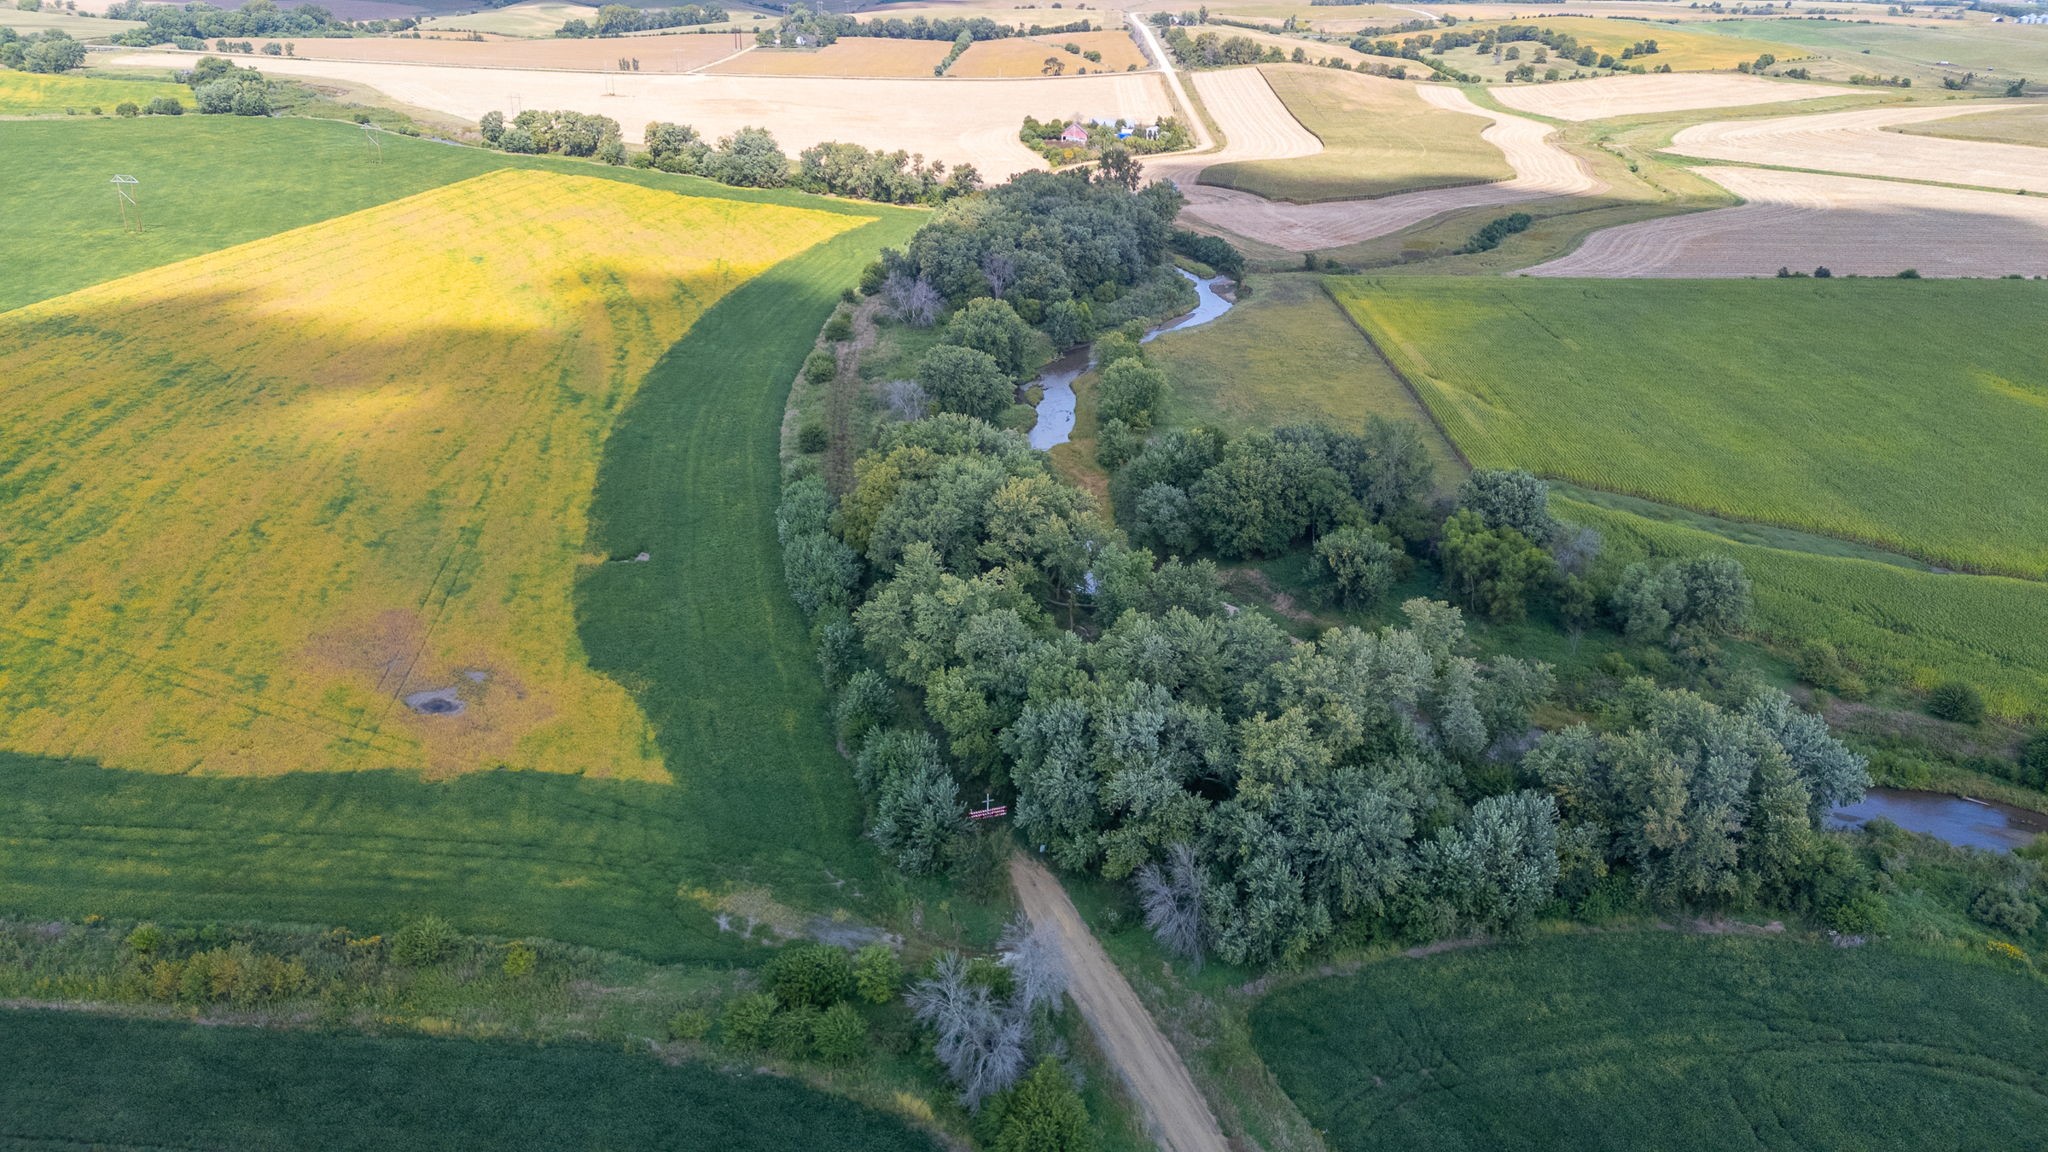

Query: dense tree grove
0,28,85,72
762,4,1090,47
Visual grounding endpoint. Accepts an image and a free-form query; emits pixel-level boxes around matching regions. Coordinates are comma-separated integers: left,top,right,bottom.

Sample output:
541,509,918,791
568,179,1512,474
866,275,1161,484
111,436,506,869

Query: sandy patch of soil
1527,165,2048,277
1173,84,1597,250
1491,72,1860,122
1668,101,2048,192
108,49,1174,179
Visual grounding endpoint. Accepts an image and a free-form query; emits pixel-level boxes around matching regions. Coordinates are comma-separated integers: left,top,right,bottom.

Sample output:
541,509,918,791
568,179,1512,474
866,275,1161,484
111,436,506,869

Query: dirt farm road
1009,855,1229,1152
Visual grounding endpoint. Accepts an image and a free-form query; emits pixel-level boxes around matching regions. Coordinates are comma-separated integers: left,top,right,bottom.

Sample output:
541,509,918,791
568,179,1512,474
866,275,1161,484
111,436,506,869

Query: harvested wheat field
706,38,951,78
1149,65,1321,188
1899,103,2048,149
1202,64,1513,203
1669,102,2048,192
246,32,748,73
108,50,1174,177
1528,166,2048,277
951,29,1149,77
0,169,863,779
1491,72,1860,122
1177,86,1595,251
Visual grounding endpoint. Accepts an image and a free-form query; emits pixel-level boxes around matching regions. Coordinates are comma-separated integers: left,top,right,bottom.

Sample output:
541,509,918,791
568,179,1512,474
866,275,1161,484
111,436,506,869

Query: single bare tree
1135,842,1206,965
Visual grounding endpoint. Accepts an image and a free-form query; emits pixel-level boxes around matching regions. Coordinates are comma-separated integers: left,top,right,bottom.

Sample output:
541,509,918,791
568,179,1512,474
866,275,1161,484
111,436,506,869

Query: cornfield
0,168,862,779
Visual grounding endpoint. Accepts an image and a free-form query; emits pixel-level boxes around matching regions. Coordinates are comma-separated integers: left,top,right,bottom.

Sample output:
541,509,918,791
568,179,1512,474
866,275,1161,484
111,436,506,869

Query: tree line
556,3,725,38
105,0,411,47
761,4,1091,47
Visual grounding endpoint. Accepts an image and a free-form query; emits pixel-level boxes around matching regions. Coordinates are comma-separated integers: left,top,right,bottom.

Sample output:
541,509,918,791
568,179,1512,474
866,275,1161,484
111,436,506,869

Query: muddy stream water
1027,269,1234,451
1830,788,2047,852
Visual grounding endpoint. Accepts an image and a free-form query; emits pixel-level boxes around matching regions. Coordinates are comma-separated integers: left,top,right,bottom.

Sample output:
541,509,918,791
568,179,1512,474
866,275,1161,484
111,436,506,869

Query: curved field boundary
1527,165,2048,277
1490,72,1859,121
1668,101,2048,192
1147,65,1323,189
0,205,924,963
1177,86,1600,251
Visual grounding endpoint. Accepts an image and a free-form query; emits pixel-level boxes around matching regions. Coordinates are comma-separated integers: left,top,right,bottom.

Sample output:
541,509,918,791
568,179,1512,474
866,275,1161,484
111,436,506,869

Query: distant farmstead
1058,122,1090,144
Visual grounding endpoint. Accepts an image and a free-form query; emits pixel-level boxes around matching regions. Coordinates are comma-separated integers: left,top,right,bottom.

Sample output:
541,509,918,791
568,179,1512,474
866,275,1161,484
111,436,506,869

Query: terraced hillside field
1255,932,2048,1151
1332,278,2048,579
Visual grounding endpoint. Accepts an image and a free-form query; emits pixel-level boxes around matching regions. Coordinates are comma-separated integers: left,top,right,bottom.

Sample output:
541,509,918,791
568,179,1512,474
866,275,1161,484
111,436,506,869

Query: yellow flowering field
0,168,865,780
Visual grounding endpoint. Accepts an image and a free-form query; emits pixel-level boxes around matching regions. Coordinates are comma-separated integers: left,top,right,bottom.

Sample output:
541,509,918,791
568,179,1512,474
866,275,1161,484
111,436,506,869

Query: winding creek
1028,269,1235,451
1018,274,2043,859
1830,788,2047,853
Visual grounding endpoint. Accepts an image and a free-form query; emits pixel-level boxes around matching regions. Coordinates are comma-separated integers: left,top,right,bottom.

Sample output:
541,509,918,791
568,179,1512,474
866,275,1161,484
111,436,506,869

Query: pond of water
1027,269,1234,451
1829,787,2047,853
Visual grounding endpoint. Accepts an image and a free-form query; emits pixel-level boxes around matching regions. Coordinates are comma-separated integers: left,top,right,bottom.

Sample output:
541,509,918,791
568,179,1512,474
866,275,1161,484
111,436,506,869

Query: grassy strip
1896,105,2048,150
1253,930,2048,1152
0,1009,939,1151
1198,64,1513,204
1332,277,2048,579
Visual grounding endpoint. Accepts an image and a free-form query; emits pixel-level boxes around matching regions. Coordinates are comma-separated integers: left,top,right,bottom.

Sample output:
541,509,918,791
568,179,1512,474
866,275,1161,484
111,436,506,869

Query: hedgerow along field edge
1253,931,2048,1152
1332,277,2048,580
0,184,923,960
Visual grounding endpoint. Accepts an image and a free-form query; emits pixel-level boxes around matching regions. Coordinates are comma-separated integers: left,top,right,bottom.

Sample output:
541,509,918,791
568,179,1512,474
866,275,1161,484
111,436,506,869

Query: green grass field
0,68,182,116
0,116,925,959
0,7,140,37
0,1010,938,1151
1898,104,2048,149
1199,65,1513,204
1557,494,2048,719
1144,273,1463,490
1693,17,2048,86
417,0,596,36
0,116,874,313
1332,277,2048,579
1254,931,2048,1152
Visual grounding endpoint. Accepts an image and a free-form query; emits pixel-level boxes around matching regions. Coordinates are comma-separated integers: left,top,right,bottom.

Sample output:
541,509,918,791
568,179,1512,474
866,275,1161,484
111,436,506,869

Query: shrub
501,941,537,978
766,943,854,1009
1313,525,1400,607
1972,886,2041,935
835,669,895,749
126,922,167,957
812,1001,869,1063
2022,730,2048,790
668,1006,714,1041
769,1003,821,1060
1928,680,1986,724
989,1058,1093,1152
854,942,904,1004
389,914,459,967
797,421,829,454
823,312,854,342
115,101,139,117
1095,418,1141,471
1094,358,1168,431
720,992,779,1050
803,349,837,386
144,95,184,116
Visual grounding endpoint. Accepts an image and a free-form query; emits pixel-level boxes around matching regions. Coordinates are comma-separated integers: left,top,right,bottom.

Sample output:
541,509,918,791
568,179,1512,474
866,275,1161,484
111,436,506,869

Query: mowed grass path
0,1010,939,1151
1334,278,2048,578
1254,932,2048,1152
1200,66,1511,204
0,145,922,957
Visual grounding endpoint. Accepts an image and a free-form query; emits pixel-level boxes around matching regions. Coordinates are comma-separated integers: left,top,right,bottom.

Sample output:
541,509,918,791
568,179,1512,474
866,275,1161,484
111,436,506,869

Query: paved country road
1010,855,1230,1152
